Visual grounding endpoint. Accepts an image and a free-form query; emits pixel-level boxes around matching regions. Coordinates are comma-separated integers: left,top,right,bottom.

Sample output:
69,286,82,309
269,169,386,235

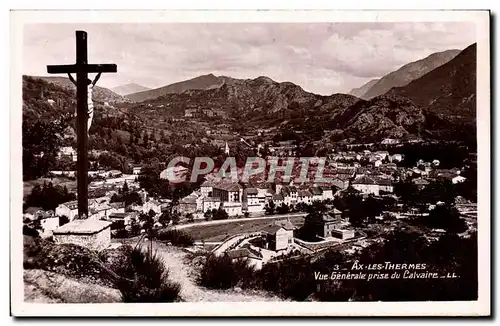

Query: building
310,187,323,202
352,176,379,196
200,180,214,197
203,197,222,212
281,186,298,206
55,200,79,221
39,216,60,238
132,165,142,175
297,190,313,204
330,176,349,190
271,194,284,207
221,201,242,216
142,199,162,215
245,187,265,213
320,185,335,200
58,146,77,162
212,181,242,203
89,203,113,220
376,178,394,194
226,248,263,270
319,209,343,238
53,219,112,251
109,212,136,229
331,229,355,240
391,154,403,162
413,178,430,190
262,220,295,251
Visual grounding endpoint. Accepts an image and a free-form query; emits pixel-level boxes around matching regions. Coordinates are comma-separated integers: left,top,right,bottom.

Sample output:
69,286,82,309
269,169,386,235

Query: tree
264,200,276,215
172,211,180,225
25,182,76,211
159,210,171,226
115,247,181,302
122,181,129,194
296,211,324,241
420,203,467,233
212,207,229,220
186,213,194,223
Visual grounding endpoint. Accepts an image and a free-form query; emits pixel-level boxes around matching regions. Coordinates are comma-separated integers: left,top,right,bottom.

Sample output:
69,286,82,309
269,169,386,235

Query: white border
10,10,491,317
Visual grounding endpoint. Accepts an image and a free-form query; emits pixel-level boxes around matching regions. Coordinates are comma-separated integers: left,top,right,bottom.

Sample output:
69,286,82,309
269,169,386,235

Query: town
23,135,477,272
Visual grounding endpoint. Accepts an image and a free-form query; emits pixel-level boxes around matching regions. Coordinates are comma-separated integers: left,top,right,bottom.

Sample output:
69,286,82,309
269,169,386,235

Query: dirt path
140,240,283,302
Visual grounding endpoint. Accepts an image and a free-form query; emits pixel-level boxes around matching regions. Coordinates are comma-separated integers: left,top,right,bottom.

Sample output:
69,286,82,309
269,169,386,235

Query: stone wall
54,228,111,252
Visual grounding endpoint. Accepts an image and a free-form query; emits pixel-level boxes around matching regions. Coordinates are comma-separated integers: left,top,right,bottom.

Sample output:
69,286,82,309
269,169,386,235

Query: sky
23,22,476,95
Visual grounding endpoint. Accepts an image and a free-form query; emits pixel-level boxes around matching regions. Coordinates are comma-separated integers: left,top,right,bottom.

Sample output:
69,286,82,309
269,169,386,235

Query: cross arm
47,64,117,74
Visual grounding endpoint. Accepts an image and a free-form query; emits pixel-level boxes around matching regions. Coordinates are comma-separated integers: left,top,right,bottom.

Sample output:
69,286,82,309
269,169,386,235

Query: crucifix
47,30,117,219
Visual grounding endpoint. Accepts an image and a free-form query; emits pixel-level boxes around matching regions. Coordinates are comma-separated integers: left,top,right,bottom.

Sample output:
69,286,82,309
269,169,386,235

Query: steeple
225,141,230,155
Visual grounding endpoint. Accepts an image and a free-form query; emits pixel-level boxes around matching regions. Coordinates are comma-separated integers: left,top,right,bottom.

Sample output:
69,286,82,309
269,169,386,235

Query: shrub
23,225,39,237
259,258,316,301
115,247,181,302
198,254,256,290
156,229,194,247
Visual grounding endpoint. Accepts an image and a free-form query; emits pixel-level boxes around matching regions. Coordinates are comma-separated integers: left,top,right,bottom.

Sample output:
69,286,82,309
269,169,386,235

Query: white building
262,220,295,251
352,176,379,196
53,219,112,251
55,200,79,221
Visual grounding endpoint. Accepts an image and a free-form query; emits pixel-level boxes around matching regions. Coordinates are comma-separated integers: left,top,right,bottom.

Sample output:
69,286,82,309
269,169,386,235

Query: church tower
225,141,230,155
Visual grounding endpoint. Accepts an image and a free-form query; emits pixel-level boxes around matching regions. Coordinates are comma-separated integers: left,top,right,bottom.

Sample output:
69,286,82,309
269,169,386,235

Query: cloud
23,22,476,95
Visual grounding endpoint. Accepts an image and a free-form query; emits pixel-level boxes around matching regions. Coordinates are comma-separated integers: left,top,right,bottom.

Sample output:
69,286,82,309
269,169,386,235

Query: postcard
10,9,490,316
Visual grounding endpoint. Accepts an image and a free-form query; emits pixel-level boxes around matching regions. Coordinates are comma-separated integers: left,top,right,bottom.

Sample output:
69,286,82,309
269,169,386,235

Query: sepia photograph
10,10,490,316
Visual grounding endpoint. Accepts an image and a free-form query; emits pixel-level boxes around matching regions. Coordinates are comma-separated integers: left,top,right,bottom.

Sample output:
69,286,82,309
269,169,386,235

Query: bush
156,229,194,247
23,225,39,237
259,258,316,301
198,254,256,290
115,247,181,302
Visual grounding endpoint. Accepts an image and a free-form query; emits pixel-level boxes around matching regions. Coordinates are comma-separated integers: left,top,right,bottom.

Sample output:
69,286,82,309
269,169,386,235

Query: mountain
362,49,461,100
327,95,426,142
23,76,130,122
126,73,241,102
111,83,150,96
129,75,360,127
348,79,379,99
34,76,129,104
388,43,476,122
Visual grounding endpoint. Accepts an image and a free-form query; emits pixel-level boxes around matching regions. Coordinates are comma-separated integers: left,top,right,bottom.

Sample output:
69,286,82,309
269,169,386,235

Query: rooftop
53,219,112,235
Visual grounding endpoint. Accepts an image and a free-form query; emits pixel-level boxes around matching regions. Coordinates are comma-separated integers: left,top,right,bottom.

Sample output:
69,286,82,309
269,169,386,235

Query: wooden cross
47,30,117,219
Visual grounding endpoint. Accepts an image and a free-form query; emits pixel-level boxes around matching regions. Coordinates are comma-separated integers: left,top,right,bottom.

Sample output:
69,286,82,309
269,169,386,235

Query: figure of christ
67,72,101,132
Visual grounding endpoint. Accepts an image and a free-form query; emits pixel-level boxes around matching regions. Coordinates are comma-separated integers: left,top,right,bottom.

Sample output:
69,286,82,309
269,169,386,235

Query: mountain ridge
362,49,461,100
111,83,150,96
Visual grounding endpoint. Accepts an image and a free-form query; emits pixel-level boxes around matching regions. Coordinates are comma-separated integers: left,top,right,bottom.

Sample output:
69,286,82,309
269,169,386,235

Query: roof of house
25,207,43,215
109,202,125,209
214,181,242,192
375,178,393,186
413,178,430,185
60,200,78,210
272,194,284,201
261,224,284,235
310,187,323,196
200,180,214,188
246,188,258,195
352,175,377,185
276,220,295,231
204,197,221,203
109,212,129,219
226,248,262,260
53,219,111,235
331,208,342,215
298,190,312,197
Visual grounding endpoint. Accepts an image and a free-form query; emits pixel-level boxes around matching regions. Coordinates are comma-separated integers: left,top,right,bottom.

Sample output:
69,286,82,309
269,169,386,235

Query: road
172,212,308,231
